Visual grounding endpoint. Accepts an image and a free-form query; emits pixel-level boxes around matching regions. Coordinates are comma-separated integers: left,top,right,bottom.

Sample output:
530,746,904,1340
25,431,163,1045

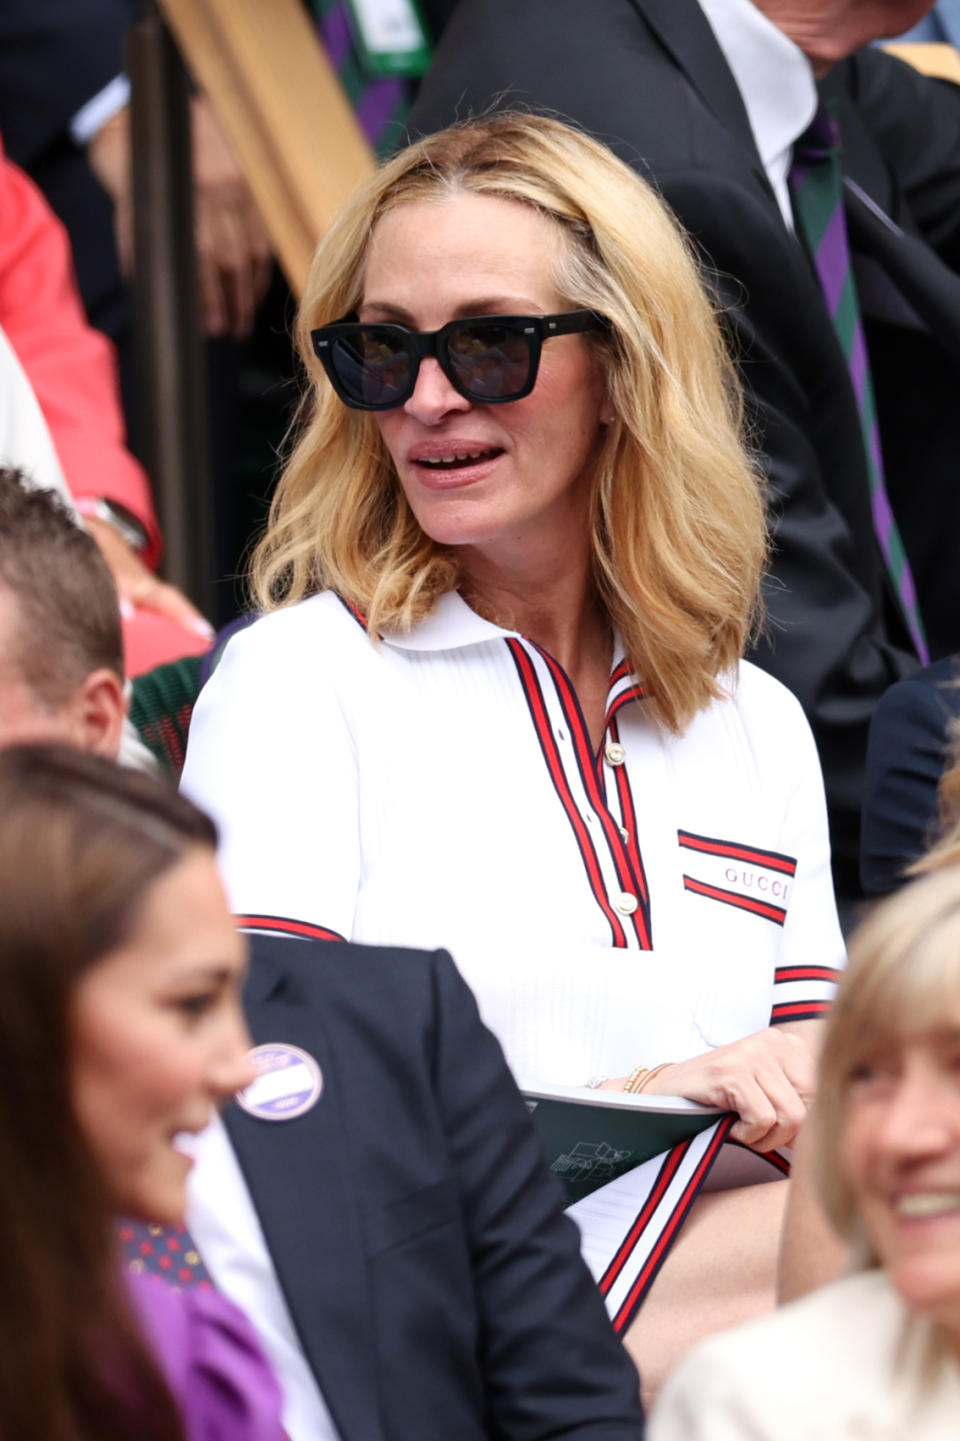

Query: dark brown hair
0,468,123,703
0,744,216,1441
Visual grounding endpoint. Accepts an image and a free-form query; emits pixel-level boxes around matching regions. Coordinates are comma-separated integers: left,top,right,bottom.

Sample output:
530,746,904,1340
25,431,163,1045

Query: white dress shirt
698,0,818,227
187,1116,342,1441
0,325,73,503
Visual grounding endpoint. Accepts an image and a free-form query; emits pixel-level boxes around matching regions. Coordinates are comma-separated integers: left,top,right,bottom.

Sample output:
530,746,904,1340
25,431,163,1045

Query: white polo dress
182,589,844,1330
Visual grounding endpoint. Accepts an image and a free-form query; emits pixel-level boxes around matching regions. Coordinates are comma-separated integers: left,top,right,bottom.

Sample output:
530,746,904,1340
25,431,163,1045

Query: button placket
604,740,626,767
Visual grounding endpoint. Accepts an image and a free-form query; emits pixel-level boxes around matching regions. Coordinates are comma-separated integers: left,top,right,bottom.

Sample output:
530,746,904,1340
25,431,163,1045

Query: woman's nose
210,1007,258,1099
403,357,472,424
876,1070,960,1161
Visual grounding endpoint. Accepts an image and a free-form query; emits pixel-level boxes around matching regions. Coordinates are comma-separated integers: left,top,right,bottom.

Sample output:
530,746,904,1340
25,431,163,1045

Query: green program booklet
522,1081,726,1207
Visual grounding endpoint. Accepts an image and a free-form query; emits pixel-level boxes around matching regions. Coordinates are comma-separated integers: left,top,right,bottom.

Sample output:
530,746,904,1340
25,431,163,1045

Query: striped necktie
119,1219,212,1289
313,0,412,159
789,106,929,663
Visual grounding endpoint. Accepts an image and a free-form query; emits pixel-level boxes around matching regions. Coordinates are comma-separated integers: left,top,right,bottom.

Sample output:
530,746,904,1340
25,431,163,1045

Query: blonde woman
651,865,960,1438
182,113,843,1390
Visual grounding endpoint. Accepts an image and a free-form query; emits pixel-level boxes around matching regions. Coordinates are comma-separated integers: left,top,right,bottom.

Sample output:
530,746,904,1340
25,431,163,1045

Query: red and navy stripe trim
510,639,652,949
774,964,841,985
771,999,832,1022
336,593,369,631
606,660,645,725
528,641,653,949
727,1140,792,1177
235,914,346,943
683,875,787,926
602,1114,736,1332
678,830,797,876
607,715,652,942
508,641,628,948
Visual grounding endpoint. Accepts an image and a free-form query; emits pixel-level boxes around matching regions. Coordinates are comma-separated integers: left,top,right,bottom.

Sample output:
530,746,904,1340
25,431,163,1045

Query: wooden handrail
884,41,960,84
156,0,376,297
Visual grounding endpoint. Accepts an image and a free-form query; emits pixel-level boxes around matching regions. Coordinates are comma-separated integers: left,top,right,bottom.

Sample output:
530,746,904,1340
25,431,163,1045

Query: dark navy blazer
228,933,646,1441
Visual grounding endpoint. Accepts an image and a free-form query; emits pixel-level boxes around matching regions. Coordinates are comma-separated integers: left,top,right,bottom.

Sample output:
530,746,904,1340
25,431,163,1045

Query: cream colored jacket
650,1270,960,1440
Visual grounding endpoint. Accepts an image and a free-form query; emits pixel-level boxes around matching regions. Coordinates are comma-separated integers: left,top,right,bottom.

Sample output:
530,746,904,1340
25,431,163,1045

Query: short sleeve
181,600,362,943
128,1272,286,1441
738,667,846,1024
768,726,846,1021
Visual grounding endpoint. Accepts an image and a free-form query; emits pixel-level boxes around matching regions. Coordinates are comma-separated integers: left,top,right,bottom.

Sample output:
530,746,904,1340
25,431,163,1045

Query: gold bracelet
635,1061,673,1095
623,1065,650,1094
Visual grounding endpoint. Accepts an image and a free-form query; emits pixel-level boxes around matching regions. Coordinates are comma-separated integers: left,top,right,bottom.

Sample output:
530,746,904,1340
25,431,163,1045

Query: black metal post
127,5,215,616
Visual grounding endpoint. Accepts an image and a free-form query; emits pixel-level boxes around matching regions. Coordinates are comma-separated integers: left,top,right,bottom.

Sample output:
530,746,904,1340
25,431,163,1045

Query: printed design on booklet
678,829,797,926
551,1140,632,1188
236,1042,324,1121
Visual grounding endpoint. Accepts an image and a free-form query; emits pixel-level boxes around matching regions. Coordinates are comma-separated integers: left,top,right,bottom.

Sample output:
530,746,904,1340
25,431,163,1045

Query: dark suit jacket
409,0,960,904
0,1,136,348
861,655,960,896
225,934,645,1441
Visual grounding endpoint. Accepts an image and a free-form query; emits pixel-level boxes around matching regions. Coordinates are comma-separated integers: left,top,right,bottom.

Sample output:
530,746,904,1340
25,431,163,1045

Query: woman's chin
887,1255,960,1323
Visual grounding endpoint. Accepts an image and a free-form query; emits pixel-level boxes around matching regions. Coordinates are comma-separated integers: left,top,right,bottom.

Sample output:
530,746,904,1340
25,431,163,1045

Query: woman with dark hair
0,744,284,1441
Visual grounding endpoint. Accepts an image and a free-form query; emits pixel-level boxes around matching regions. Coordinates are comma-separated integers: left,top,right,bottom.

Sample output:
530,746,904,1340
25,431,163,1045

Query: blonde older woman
182,113,843,1390
651,864,960,1438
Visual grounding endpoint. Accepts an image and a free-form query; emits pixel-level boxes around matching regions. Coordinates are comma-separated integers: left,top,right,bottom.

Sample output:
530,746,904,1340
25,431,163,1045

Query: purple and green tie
312,0,412,160
789,106,929,663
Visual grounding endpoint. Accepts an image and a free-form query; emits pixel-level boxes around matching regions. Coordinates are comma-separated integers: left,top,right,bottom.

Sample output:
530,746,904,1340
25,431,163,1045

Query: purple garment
126,1270,286,1441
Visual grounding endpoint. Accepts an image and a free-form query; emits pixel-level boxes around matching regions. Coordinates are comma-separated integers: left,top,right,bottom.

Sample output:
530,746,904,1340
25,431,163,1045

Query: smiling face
841,1013,960,1347
70,847,254,1225
362,192,610,572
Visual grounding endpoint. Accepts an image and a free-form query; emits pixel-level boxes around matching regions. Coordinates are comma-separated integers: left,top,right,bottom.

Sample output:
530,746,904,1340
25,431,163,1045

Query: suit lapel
844,180,960,368
631,0,762,161
225,962,384,1441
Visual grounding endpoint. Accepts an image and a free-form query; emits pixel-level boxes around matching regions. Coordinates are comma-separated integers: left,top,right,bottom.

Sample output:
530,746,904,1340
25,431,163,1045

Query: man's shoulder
411,0,729,172
246,932,458,1017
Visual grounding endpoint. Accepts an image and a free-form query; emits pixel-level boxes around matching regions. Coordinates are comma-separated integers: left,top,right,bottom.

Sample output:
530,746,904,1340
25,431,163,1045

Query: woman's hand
84,516,214,640
603,1026,818,1152
88,97,272,339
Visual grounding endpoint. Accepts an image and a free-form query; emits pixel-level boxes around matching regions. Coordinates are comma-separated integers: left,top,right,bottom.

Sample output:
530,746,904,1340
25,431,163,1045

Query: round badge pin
236,1043,323,1121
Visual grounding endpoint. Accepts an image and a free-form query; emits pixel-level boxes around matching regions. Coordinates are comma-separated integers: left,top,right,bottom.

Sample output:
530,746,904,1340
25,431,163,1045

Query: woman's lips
408,444,505,488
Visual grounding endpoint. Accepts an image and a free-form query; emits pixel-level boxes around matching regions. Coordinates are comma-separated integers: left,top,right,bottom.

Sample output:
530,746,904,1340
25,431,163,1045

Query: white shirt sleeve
181,602,362,940
0,326,73,505
69,75,131,146
766,680,846,1022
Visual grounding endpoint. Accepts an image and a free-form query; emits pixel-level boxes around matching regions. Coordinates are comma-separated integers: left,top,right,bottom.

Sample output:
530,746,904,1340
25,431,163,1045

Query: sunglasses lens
331,328,411,408
446,321,532,400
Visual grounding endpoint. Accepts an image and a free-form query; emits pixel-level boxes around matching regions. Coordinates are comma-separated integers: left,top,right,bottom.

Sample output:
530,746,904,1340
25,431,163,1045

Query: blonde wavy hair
912,703,960,876
252,111,767,732
814,866,960,1256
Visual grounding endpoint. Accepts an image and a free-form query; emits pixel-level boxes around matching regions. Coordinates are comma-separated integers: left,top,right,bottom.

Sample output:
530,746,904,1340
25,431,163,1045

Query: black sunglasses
309,310,609,411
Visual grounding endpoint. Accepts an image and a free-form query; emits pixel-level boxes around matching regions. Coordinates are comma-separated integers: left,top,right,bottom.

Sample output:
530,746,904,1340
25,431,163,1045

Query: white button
604,741,626,767
615,891,638,915
618,825,630,844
